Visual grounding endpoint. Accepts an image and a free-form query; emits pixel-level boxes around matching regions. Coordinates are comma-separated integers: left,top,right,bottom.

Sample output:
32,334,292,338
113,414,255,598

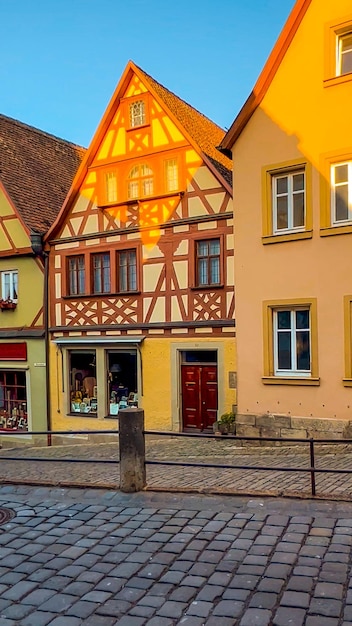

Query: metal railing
0,426,352,498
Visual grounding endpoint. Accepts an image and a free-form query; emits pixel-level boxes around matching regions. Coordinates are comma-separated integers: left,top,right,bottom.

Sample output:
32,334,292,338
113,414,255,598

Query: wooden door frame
170,341,225,432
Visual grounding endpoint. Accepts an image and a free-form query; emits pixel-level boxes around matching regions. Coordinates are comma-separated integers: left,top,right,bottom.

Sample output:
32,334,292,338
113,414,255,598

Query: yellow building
220,0,352,438
46,61,235,436
0,115,84,443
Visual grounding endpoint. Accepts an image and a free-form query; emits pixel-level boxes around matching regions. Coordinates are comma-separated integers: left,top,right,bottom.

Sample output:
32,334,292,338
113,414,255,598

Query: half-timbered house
47,61,235,434
0,115,84,442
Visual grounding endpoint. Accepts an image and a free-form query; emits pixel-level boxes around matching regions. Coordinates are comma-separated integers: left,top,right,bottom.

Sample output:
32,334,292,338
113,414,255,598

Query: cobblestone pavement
0,436,352,499
0,485,352,625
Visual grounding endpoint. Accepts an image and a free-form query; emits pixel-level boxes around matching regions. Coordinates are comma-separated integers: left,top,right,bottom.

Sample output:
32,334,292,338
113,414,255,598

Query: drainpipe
30,233,51,446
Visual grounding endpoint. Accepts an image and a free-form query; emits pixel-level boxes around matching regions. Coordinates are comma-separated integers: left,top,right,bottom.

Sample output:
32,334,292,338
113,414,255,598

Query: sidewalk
0,485,351,625
0,436,351,499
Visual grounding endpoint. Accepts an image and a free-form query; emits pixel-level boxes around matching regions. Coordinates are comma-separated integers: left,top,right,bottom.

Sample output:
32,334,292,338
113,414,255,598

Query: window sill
68,412,98,417
126,122,150,133
262,376,320,386
320,225,352,237
98,190,184,209
262,230,312,245
343,378,352,387
191,284,224,291
64,292,141,299
323,73,352,88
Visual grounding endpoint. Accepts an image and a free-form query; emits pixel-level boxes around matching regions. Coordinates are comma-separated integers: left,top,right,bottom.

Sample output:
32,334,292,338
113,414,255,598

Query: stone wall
235,413,352,445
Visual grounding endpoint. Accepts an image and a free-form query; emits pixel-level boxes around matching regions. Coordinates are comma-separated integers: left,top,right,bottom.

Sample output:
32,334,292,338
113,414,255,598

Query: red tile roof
0,114,85,234
136,66,232,187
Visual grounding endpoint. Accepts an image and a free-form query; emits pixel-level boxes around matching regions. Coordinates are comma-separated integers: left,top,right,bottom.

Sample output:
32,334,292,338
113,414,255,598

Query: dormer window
129,100,146,128
128,164,153,199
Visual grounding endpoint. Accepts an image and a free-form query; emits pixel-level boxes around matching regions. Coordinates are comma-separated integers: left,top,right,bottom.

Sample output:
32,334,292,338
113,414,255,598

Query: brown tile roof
136,65,232,187
0,114,85,234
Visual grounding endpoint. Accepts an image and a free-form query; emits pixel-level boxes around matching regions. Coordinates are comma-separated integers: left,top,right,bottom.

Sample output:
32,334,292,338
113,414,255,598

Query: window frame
127,163,154,200
324,15,352,86
320,150,352,237
262,159,313,244
1,270,18,302
263,298,319,385
343,295,352,386
91,252,111,295
116,248,138,293
195,237,222,289
273,308,311,377
330,160,352,225
67,255,85,297
164,157,179,193
129,99,146,129
272,169,306,234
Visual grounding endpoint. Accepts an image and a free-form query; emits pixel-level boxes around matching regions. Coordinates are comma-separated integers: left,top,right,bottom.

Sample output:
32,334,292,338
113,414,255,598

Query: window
331,161,352,224
274,309,310,376
128,164,154,199
337,31,352,76
196,239,221,287
105,171,117,204
129,100,146,128
69,351,97,414
0,370,28,431
165,158,179,192
68,256,85,296
263,299,319,385
1,270,18,302
117,249,137,292
272,170,305,233
262,160,312,243
92,253,110,294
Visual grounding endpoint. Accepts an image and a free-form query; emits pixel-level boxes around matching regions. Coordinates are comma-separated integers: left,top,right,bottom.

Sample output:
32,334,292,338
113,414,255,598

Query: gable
0,185,31,253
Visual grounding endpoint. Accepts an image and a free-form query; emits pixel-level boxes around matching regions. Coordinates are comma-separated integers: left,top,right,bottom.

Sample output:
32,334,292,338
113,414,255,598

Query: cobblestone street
0,485,352,625
0,435,351,499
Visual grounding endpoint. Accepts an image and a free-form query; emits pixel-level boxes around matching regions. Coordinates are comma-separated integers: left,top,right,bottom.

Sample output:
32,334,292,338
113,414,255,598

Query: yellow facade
227,0,352,425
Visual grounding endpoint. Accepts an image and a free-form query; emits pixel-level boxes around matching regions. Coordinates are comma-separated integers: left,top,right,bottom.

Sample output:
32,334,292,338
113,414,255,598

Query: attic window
129,100,146,128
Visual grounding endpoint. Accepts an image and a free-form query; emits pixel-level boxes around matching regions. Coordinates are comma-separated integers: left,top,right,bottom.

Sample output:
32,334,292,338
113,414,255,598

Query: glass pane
128,181,139,199
335,185,349,221
292,173,304,192
198,259,208,285
341,51,352,75
335,164,348,184
210,258,220,284
142,178,153,196
277,311,291,329
278,332,291,370
296,331,310,370
70,351,97,414
209,239,220,255
276,196,288,229
12,273,18,300
141,164,152,176
296,309,309,329
276,176,288,194
197,241,208,256
293,193,305,227
106,172,117,203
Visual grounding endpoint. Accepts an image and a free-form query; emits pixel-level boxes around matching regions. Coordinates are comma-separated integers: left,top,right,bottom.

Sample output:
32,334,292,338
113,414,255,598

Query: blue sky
1,0,296,147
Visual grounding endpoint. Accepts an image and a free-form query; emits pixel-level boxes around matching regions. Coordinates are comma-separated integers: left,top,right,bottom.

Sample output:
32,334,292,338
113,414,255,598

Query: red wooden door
181,365,217,431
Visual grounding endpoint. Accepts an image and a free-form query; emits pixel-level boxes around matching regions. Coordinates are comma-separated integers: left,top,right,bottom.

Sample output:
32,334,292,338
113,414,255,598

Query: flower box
0,300,17,310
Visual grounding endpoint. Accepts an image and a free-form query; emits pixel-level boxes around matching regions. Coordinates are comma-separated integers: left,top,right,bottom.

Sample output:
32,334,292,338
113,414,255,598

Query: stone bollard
119,407,146,492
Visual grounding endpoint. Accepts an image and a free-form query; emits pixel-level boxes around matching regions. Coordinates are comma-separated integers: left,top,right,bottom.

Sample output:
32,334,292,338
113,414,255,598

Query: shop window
117,249,137,292
108,351,138,416
196,238,221,287
69,351,97,414
1,270,18,302
92,253,110,294
0,370,28,430
68,256,85,296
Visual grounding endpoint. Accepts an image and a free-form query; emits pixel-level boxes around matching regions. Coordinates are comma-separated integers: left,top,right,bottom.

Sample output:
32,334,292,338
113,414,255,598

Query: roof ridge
0,112,86,151
134,63,226,133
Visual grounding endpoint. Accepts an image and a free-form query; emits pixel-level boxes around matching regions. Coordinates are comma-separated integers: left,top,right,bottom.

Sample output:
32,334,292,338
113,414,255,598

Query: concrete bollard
119,407,146,492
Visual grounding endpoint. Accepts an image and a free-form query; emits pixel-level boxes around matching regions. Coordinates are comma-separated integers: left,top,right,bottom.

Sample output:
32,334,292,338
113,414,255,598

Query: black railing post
119,408,146,492
309,438,316,496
